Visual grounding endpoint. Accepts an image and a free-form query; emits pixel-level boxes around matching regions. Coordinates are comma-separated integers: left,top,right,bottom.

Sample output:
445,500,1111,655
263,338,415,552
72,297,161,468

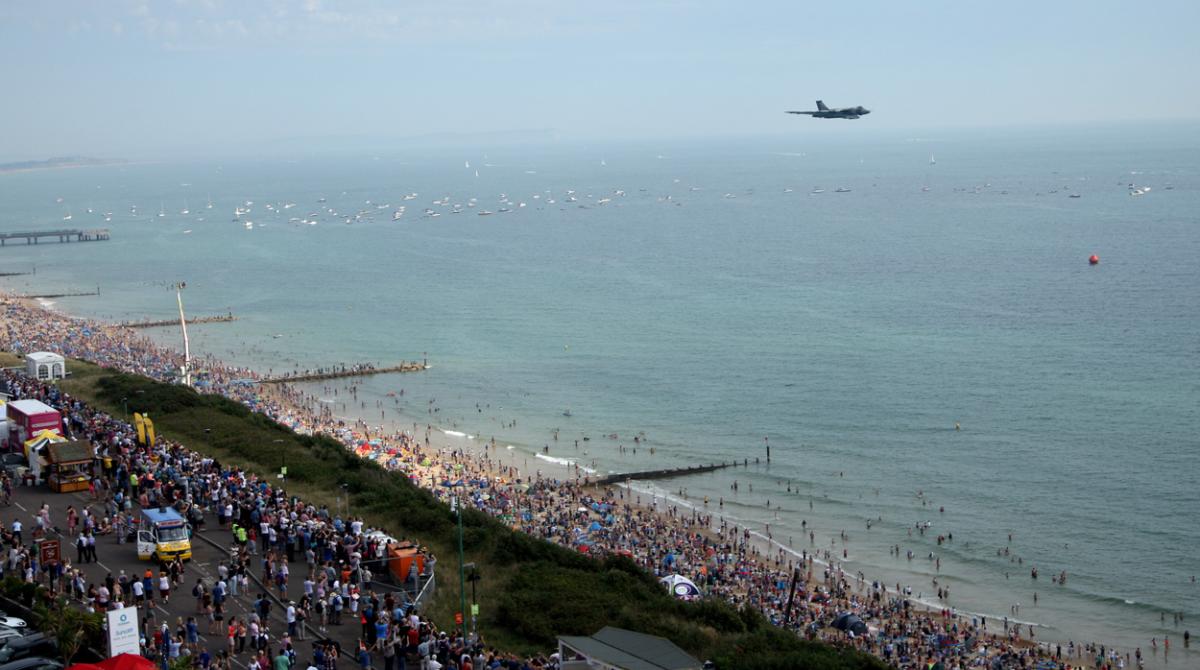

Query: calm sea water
3,125,1198,661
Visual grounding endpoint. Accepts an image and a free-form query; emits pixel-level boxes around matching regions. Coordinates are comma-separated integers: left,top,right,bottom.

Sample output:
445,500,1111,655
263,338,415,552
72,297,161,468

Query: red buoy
1088,254,1099,265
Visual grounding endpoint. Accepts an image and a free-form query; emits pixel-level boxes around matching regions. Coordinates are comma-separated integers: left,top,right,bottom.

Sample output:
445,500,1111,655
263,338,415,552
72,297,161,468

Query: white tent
26,352,66,380
659,574,701,600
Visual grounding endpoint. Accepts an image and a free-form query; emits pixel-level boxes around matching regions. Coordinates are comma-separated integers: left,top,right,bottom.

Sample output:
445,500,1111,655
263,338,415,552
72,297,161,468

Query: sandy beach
0,292,1167,669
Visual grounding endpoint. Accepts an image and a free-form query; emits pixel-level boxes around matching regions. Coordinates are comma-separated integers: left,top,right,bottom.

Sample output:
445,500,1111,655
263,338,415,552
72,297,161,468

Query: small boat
1069,194,1081,199
206,194,214,209
810,188,825,194
478,210,493,216
562,409,572,418
62,208,72,221
835,187,851,193
159,202,166,218
930,154,936,165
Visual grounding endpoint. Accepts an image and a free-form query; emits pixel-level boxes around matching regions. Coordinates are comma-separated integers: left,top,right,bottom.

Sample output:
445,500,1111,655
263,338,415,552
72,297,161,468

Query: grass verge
7,353,884,669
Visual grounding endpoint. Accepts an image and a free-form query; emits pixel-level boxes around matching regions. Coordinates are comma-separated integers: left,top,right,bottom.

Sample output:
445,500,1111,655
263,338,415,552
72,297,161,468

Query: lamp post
452,494,466,634
274,439,287,488
174,281,192,387
465,563,481,639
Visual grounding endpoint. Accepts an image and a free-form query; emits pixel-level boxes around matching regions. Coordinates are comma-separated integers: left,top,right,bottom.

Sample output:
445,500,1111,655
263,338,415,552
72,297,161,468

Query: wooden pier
0,229,110,246
121,313,237,329
589,461,738,487
259,362,428,384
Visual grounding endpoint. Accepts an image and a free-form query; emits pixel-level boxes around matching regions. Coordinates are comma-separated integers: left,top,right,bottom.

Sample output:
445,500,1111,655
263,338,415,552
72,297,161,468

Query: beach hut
558,626,703,670
25,352,66,380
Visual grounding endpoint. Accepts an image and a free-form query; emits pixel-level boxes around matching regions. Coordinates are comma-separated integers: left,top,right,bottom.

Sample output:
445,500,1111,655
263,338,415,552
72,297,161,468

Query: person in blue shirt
356,641,371,670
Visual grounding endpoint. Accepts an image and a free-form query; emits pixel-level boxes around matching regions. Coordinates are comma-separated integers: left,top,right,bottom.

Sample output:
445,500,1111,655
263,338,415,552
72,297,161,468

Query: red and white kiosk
6,399,62,452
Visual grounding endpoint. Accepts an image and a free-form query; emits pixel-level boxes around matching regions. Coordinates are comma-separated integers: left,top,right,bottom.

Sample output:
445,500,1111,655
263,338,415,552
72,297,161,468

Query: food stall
43,441,94,493
386,541,427,582
6,399,61,451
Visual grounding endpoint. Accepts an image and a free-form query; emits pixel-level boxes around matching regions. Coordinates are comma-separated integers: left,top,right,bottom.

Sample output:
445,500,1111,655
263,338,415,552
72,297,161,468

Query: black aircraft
786,100,870,119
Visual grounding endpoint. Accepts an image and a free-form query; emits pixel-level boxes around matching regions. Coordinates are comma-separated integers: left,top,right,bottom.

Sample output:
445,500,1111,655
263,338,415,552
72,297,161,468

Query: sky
2,0,1199,160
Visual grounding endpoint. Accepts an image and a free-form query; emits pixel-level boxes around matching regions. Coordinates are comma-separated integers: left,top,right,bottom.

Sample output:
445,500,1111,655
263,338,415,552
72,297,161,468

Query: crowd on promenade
0,368,554,669
0,296,1140,670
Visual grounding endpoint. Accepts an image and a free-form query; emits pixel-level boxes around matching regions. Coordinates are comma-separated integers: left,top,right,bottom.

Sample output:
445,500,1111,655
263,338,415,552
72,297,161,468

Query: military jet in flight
786,100,870,119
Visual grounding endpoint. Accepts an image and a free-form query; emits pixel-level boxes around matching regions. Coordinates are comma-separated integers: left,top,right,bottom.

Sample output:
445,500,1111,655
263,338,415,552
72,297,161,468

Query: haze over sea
2,124,1198,662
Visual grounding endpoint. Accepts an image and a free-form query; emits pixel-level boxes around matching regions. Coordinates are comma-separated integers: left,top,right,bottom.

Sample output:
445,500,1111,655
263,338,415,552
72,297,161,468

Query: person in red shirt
406,625,419,654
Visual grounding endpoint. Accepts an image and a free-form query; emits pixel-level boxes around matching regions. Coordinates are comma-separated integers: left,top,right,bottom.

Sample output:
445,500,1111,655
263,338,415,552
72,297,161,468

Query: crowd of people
0,295,1143,669
0,365,554,669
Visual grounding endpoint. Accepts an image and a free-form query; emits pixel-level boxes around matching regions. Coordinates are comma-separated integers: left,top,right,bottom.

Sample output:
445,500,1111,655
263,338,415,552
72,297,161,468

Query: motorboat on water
835,187,851,193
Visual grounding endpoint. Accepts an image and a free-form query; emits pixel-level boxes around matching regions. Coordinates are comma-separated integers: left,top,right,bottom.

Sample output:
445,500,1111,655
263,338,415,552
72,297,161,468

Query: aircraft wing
786,111,815,115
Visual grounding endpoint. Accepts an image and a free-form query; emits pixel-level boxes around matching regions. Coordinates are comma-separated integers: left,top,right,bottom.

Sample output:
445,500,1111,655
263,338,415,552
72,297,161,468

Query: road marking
13,502,25,511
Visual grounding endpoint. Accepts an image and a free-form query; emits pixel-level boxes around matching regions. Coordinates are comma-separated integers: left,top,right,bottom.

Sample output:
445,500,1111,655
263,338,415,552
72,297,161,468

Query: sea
2,123,1198,664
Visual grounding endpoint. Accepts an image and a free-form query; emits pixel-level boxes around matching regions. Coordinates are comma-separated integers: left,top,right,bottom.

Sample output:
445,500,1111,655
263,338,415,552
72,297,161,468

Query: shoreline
0,292,1175,668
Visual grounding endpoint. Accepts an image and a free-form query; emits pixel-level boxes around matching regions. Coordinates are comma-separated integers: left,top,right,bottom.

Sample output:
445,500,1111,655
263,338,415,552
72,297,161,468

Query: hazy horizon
2,0,1199,160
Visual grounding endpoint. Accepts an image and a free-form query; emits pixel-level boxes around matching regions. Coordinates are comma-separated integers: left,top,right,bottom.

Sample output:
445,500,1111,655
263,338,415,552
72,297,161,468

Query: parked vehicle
0,657,65,670
0,634,58,664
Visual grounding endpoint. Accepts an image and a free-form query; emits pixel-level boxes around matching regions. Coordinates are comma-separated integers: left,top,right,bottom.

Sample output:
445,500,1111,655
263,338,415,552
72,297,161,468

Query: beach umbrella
660,574,701,599
97,654,156,670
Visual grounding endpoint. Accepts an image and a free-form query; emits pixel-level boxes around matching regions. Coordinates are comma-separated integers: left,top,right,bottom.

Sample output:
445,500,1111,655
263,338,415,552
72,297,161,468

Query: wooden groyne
590,461,737,487
121,313,237,329
259,362,428,384
20,288,100,299
0,229,110,246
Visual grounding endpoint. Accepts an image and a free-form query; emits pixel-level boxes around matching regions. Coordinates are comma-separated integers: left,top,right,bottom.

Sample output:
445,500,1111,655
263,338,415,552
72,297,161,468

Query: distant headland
0,156,126,174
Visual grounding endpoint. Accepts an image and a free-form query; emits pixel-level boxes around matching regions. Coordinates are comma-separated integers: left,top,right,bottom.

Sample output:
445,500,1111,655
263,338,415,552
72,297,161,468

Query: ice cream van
137,507,192,562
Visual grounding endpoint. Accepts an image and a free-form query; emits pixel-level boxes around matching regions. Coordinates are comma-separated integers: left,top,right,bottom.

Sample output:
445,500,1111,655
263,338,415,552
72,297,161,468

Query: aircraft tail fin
816,100,829,111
